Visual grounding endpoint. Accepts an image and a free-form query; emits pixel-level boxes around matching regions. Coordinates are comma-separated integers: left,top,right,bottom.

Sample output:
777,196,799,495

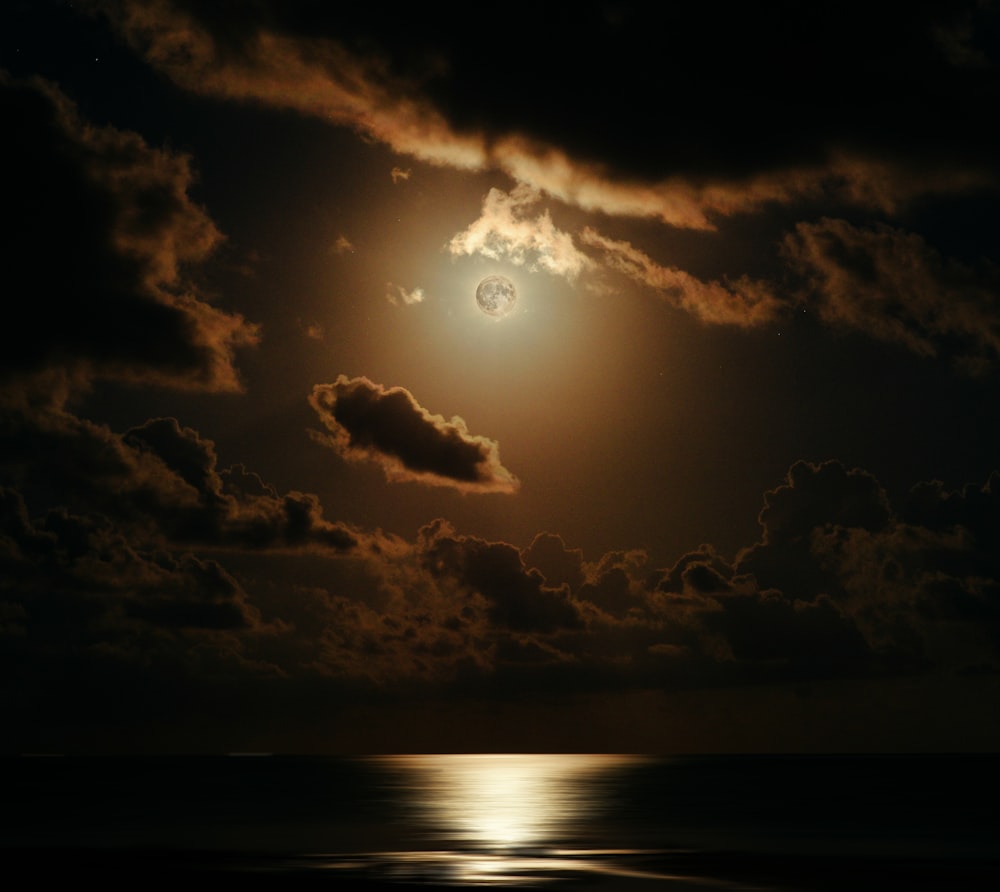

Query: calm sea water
4,753,999,889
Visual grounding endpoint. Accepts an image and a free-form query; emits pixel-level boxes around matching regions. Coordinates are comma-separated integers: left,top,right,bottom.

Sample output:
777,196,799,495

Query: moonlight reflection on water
369,753,648,885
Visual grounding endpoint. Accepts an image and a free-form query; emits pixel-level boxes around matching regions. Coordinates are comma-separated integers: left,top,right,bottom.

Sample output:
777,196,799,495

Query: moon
476,275,517,318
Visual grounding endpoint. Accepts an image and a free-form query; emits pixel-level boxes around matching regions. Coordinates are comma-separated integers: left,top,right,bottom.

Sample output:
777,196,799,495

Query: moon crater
476,275,517,318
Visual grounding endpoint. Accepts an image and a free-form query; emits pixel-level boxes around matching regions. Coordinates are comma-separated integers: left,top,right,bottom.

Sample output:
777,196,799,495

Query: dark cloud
755,460,892,548
0,71,259,400
734,460,892,609
705,590,873,678
419,520,579,633
783,217,1000,365
309,376,519,494
0,485,262,639
118,415,362,552
728,460,1000,674
5,453,1000,748
522,532,586,592
655,545,735,597
0,408,360,554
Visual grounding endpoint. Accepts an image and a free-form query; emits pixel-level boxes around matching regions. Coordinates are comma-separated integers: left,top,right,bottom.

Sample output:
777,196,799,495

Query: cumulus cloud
783,218,1000,364
729,460,1000,674
522,532,586,592
755,460,892,548
0,71,259,399
0,407,361,555
0,484,265,649
309,376,519,494
121,416,362,552
447,184,593,279
420,520,580,633
6,446,1000,747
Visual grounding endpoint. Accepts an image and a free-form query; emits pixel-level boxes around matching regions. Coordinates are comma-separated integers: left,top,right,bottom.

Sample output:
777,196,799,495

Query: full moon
476,275,517,318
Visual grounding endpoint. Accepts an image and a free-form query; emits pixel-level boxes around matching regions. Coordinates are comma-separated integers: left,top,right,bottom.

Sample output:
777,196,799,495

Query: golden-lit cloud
386,283,425,306
488,142,987,229
447,184,594,279
309,376,520,494
447,186,786,329
85,0,1000,255
581,228,782,327
89,0,488,169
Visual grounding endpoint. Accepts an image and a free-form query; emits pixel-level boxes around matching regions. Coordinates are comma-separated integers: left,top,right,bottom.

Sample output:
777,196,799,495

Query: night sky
3,0,1000,753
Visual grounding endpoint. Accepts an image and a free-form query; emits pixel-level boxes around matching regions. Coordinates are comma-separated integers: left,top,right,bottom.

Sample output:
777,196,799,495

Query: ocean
3,753,998,889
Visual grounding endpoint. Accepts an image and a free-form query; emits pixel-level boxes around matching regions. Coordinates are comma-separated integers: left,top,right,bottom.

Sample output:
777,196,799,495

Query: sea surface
3,753,999,889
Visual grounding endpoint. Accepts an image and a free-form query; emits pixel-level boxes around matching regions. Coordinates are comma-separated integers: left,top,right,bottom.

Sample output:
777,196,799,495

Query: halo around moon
476,275,517,318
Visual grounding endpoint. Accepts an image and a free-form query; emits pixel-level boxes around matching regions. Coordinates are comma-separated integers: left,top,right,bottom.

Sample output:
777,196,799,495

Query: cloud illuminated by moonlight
309,376,519,494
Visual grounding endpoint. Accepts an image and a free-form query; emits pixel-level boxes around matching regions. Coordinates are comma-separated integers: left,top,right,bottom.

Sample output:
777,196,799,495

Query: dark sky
2,0,1000,753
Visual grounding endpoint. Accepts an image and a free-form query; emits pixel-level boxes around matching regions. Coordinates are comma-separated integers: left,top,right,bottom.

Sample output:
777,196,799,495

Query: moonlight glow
476,275,517,317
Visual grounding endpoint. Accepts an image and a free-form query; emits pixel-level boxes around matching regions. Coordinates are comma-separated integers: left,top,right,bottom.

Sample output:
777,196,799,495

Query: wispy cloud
90,2,998,236
581,228,782,327
783,217,1000,365
330,234,355,254
386,283,425,306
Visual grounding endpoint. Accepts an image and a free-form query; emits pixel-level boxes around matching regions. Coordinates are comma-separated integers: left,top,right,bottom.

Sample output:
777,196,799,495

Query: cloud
731,460,1000,674
121,416,362,551
309,376,519,494
386,283,425,306
755,460,893,548
783,218,1000,365
447,184,594,279
0,71,259,399
88,0,488,169
330,235,355,254
581,228,782,327
309,458,1000,689
445,187,784,330
82,1,1000,372
5,448,1000,748
420,520,580,633
0,484,264,645
704,590,872,676
522,532,586,592
299,319,325,340
390,166,411,183
0,407,361,555
87,1,1000,232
